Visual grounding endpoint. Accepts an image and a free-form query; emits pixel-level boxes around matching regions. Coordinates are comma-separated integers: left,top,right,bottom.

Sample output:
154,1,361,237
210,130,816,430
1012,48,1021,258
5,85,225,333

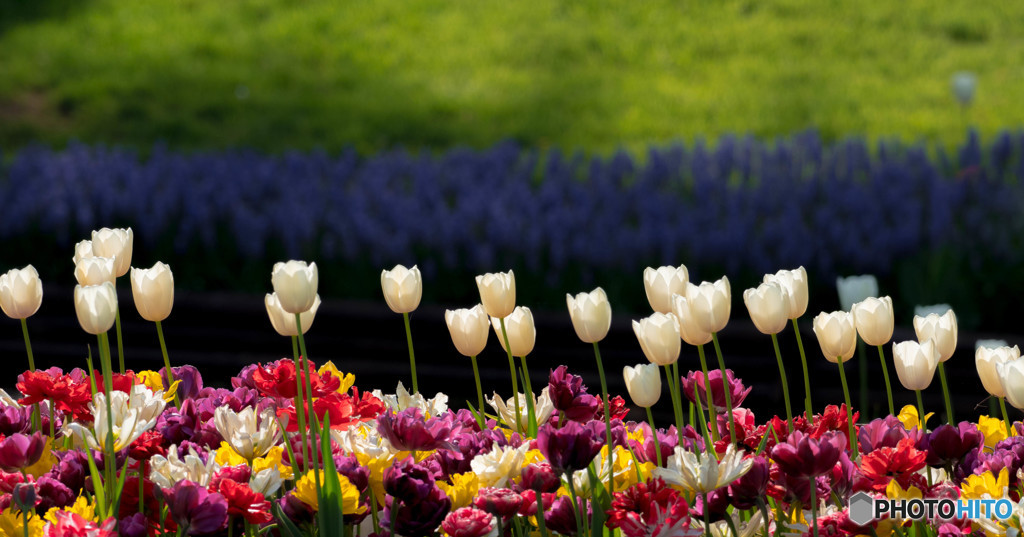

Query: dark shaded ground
0,286,1015,426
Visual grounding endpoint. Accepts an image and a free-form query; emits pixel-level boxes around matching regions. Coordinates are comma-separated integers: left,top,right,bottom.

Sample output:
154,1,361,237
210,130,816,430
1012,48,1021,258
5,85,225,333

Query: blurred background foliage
1,0,1022,154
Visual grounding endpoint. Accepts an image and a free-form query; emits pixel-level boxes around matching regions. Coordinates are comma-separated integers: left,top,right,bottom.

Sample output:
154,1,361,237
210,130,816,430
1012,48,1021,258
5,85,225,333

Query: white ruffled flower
331,421,397,459
488,388,554,432
470,444,529,488
149,444,221,488
69,384,166,452
214,406,281,461
372,381,448,416
653,444,752,494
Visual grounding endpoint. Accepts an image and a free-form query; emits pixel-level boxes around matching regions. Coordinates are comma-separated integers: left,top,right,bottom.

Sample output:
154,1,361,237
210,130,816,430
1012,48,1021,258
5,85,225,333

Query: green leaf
109,452,132,520
587,465,609,534
754,424,772,456
465,401,486,430
272,503,306,537
318,410,345,535
84,448,107,519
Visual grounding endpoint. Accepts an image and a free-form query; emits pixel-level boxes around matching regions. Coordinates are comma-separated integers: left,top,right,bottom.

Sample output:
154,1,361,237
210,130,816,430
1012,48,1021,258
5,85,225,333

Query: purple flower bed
3,130,1023,325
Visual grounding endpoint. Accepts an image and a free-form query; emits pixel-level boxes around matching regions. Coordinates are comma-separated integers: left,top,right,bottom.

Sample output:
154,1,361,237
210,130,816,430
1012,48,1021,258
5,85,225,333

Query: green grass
1,0,1022,153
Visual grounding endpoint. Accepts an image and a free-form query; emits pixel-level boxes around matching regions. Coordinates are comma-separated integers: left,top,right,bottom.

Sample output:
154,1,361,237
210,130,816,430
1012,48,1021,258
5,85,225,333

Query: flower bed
0,227,1021,536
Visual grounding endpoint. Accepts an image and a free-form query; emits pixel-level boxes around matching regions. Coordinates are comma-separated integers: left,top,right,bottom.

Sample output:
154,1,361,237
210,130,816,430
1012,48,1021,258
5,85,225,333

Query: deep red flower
278,388,384,433
214,479,273,525
606,478,690,537
46,511,117,537
92,371,138,394
808,404,859,442
129,430,167,462
441,507,495,537
252,359,339,400
119,477,160,522
858,437,928,492
596,395,629,421
16,370,92,420
472,487,523,521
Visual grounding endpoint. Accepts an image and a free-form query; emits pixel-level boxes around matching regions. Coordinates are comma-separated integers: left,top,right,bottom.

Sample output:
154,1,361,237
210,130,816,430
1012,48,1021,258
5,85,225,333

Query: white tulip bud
643,265,688,314
566,287,612,343
623,363,662,408
893,339,940,391
852,296,894,346
913,309,957,362
74,282,118,335
812,311,857,363
271,260,319,314
633,312,681,366
491,306,535,357
0,265,42,320
445,305,490,357
743,281,789,335
381,264,422,314
475,270,515,319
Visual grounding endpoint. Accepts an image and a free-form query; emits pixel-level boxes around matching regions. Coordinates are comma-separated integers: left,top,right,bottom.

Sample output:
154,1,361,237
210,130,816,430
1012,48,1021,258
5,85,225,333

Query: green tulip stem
289,334,309,474
154,321,181,407
115,308,125,374
592,341,614,495
915,390,927,432
770,333,794,431
293,313,321,475
1000,397,1013,437
469,355,485,417
97,331,117,501
402,312,418,394
835,358,858,458
645,406,663,467
696,345,720,443
937,362,955,425
19,318,34,372
792,318,814,422
702,492,711,537
710,333,736,446
519,355,538,436
664,364,689,454
534,489,550,537
499,318,522,434
857,340,868,417
876,345,895,416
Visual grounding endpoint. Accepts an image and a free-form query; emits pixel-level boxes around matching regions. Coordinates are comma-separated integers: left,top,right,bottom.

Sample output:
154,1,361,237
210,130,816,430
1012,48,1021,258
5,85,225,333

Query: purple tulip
681,369,751,411
925,422,983,467
771,430,843,478
692,489,730,522
377,408,457,452
858,416,923,454
548,366,601,422
728,455,769,509
161,365,204,401
0,432,45,472
384,457,441,505
0,406,31,436
382,487,451,537
544,495,590,536
335,454,370,492
34,476,74,511
278,494,315,525
537,421,603,475
161,480,229,535
119,513,148,537
519,462,560,493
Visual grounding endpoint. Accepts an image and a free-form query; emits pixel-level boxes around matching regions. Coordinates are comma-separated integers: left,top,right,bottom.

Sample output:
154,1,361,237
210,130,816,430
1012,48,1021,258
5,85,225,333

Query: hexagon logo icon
848,492,875,526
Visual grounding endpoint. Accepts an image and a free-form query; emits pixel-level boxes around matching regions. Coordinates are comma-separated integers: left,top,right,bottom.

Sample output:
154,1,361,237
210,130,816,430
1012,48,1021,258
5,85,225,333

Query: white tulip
977,345,1020,398
74,256,116,286
643,265,688,314
686,277,731,334
131,262,174,322
566,287,612,343
488,388,554,433
475,270,515,319
265,293,320,336
633,312,681,366
836,274,878,312
852,296,894,346
91,227,133,277
913,310,957,362
271,260,319,314
381,264,422,314
74,282,118,335
998,360,1024,410
743,281,789,335
69,384,166,452
490,306,535,357
812,311,857,363
445,305,490,357
623,363,661,408
214,406,282,461
893,340,940,391
0,265,42,320
763,266,808,319
672,293,713,346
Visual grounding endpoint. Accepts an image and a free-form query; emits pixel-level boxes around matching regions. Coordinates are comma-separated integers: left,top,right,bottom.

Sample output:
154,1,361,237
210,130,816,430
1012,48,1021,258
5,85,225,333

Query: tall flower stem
518,355,538,436
1000,397,1013,437
695,345,720,443
19,319,34,371
154,321,180,407
534,490,550,537
469,355,485,417
702,492,711,537
115,308,125,374
876,345,895,416
710,333,736,446
936,362,955,425
499,318,522,434
592,342,614,495
835,359,858,458
289,335,309,474
402,312,418,394
770,333,794,431
293,314,322,496
792,318,814,421
645,406,663,467
857,341,868,417
915,390,926,433
664,365,687,449
97,332,117,501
